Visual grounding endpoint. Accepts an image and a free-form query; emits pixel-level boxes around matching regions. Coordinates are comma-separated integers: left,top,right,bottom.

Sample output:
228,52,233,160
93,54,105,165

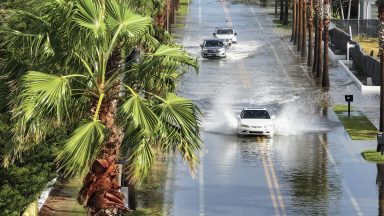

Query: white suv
213,27,237,46
238,108,275,136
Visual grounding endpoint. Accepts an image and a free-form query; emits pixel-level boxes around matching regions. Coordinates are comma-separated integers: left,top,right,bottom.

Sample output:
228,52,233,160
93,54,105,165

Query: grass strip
174,0,190,28
333,105,377,140
361,150,384,163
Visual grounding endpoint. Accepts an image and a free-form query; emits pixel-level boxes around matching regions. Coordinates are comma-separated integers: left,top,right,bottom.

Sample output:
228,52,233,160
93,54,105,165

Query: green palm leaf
74,0,105,37
12,71,76,142
118,87,159,133
56,119,107,176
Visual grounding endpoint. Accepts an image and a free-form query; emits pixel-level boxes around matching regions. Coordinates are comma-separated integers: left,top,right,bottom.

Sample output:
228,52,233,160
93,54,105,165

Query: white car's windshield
204,40,224,47
217,29,234,34
241,110,270,119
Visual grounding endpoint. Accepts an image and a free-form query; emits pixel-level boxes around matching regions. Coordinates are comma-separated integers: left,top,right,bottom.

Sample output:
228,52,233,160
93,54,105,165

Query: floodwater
162,0,381,215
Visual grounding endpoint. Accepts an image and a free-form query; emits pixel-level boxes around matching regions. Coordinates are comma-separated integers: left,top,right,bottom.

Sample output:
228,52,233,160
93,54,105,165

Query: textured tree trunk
78,100,127,216
379,2,384,152
316,5,323,79
297,0,302,51
307,0,314,66
292,0,297,41
301,0,307,57
283,0,289,25
295,0,300,45
312,0,319,73
322,0,330,88
280,0,284,21
276,0,278,16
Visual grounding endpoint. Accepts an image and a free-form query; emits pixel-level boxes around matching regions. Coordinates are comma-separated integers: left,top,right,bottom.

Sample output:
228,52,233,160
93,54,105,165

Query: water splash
203,94,239,135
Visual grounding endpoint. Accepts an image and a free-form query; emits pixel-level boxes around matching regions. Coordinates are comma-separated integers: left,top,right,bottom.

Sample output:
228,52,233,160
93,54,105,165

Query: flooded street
163,0,380,215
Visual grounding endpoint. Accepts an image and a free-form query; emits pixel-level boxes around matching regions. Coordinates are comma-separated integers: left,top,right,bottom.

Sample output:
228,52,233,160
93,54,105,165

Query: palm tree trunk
316,3,323,79
295,0,300,45
283,0,289,25
312,0,319,73
297,0,302,51
322,0,330,88
280,0,285,21
276,0,278,16
378,1,384,151
301,0,307,57
78,100,127,216
307,0,314,66
292,0,297,41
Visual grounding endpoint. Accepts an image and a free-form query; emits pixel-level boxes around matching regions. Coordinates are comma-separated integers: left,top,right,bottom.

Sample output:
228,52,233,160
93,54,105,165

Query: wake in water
202,91,335,136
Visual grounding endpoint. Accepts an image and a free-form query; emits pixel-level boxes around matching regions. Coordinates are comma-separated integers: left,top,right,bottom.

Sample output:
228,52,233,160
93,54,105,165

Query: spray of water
203,94,239,135
274,92,333,136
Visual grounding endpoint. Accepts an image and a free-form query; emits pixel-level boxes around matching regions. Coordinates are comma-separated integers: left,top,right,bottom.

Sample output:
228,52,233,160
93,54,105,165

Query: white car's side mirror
213,33,216,36
271,115,276,119
200,44,203,47
234,32,237,36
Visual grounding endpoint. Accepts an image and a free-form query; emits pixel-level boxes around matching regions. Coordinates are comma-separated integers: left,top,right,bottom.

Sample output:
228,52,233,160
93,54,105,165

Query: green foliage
362,150,384,163
0,113,61,215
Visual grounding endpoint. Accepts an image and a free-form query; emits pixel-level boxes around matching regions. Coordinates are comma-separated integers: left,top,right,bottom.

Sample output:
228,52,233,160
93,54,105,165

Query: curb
338,60,380,94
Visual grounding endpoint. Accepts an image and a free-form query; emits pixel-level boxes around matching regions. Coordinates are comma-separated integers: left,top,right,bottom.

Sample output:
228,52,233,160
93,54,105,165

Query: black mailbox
345,95,353,102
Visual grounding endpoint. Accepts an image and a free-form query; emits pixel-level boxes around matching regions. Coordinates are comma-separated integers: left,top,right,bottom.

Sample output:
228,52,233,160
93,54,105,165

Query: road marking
246,0,263,29
199,150,205,216
220,0,233,27
198,0,201,27
238,61,252,89
318,135,364,216
265,149,286,215
260,143,281,215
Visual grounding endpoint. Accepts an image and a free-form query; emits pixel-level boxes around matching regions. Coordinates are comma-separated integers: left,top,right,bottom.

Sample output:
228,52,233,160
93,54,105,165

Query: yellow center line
260,141,281,216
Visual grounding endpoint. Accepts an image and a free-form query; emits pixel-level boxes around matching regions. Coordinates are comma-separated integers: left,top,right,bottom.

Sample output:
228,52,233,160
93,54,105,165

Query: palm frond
106,0,152,50
74,0,105,37
56,119,107,177
154,93,203,173
11,71,83,143
117,87,159,133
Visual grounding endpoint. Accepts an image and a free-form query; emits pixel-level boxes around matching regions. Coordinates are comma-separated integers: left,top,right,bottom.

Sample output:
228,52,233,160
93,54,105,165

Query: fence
332,19,378,37
329,28,381,86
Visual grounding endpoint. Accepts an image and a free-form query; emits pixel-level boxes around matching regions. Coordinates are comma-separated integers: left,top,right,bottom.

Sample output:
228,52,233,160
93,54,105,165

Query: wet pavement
163,0,381,215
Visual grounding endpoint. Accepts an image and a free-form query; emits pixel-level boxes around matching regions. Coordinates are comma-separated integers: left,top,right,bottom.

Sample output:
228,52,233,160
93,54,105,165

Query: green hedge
0,114,63,215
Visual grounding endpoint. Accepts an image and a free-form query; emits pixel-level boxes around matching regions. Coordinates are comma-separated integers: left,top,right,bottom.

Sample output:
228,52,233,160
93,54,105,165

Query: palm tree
291,0,297,41
322,0,331,88
307,0,314,66
312,0,320,73
316,0,323,79
378,0,384,151
1,0,202,215
298,0,302,51
301,0,307,57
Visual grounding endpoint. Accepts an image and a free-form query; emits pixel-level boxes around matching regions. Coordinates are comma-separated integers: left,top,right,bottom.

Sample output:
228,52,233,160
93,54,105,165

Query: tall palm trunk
295,0,300,45
307,0,314,66
283,0,289,25
78,50,127,215
78,100,126,216
378,0,384,151
297,0,302,51
322,0,330,88
312,0,319,73
301,0,307,57
280,0,285,22
316,0,323,79
292,0,297,41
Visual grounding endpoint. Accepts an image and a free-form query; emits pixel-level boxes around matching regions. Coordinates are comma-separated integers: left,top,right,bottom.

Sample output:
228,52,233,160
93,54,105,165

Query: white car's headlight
240,124,249,128
203,48,208,51
219,48,225,52
264,125,273,128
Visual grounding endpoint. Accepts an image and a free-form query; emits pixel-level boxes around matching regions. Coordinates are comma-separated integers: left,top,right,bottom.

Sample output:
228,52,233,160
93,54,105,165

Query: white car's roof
216,27,234,30
242,108,268,111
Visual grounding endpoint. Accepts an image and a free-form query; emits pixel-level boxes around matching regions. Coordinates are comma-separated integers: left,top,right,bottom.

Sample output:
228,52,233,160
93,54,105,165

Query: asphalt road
162,0,380,215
